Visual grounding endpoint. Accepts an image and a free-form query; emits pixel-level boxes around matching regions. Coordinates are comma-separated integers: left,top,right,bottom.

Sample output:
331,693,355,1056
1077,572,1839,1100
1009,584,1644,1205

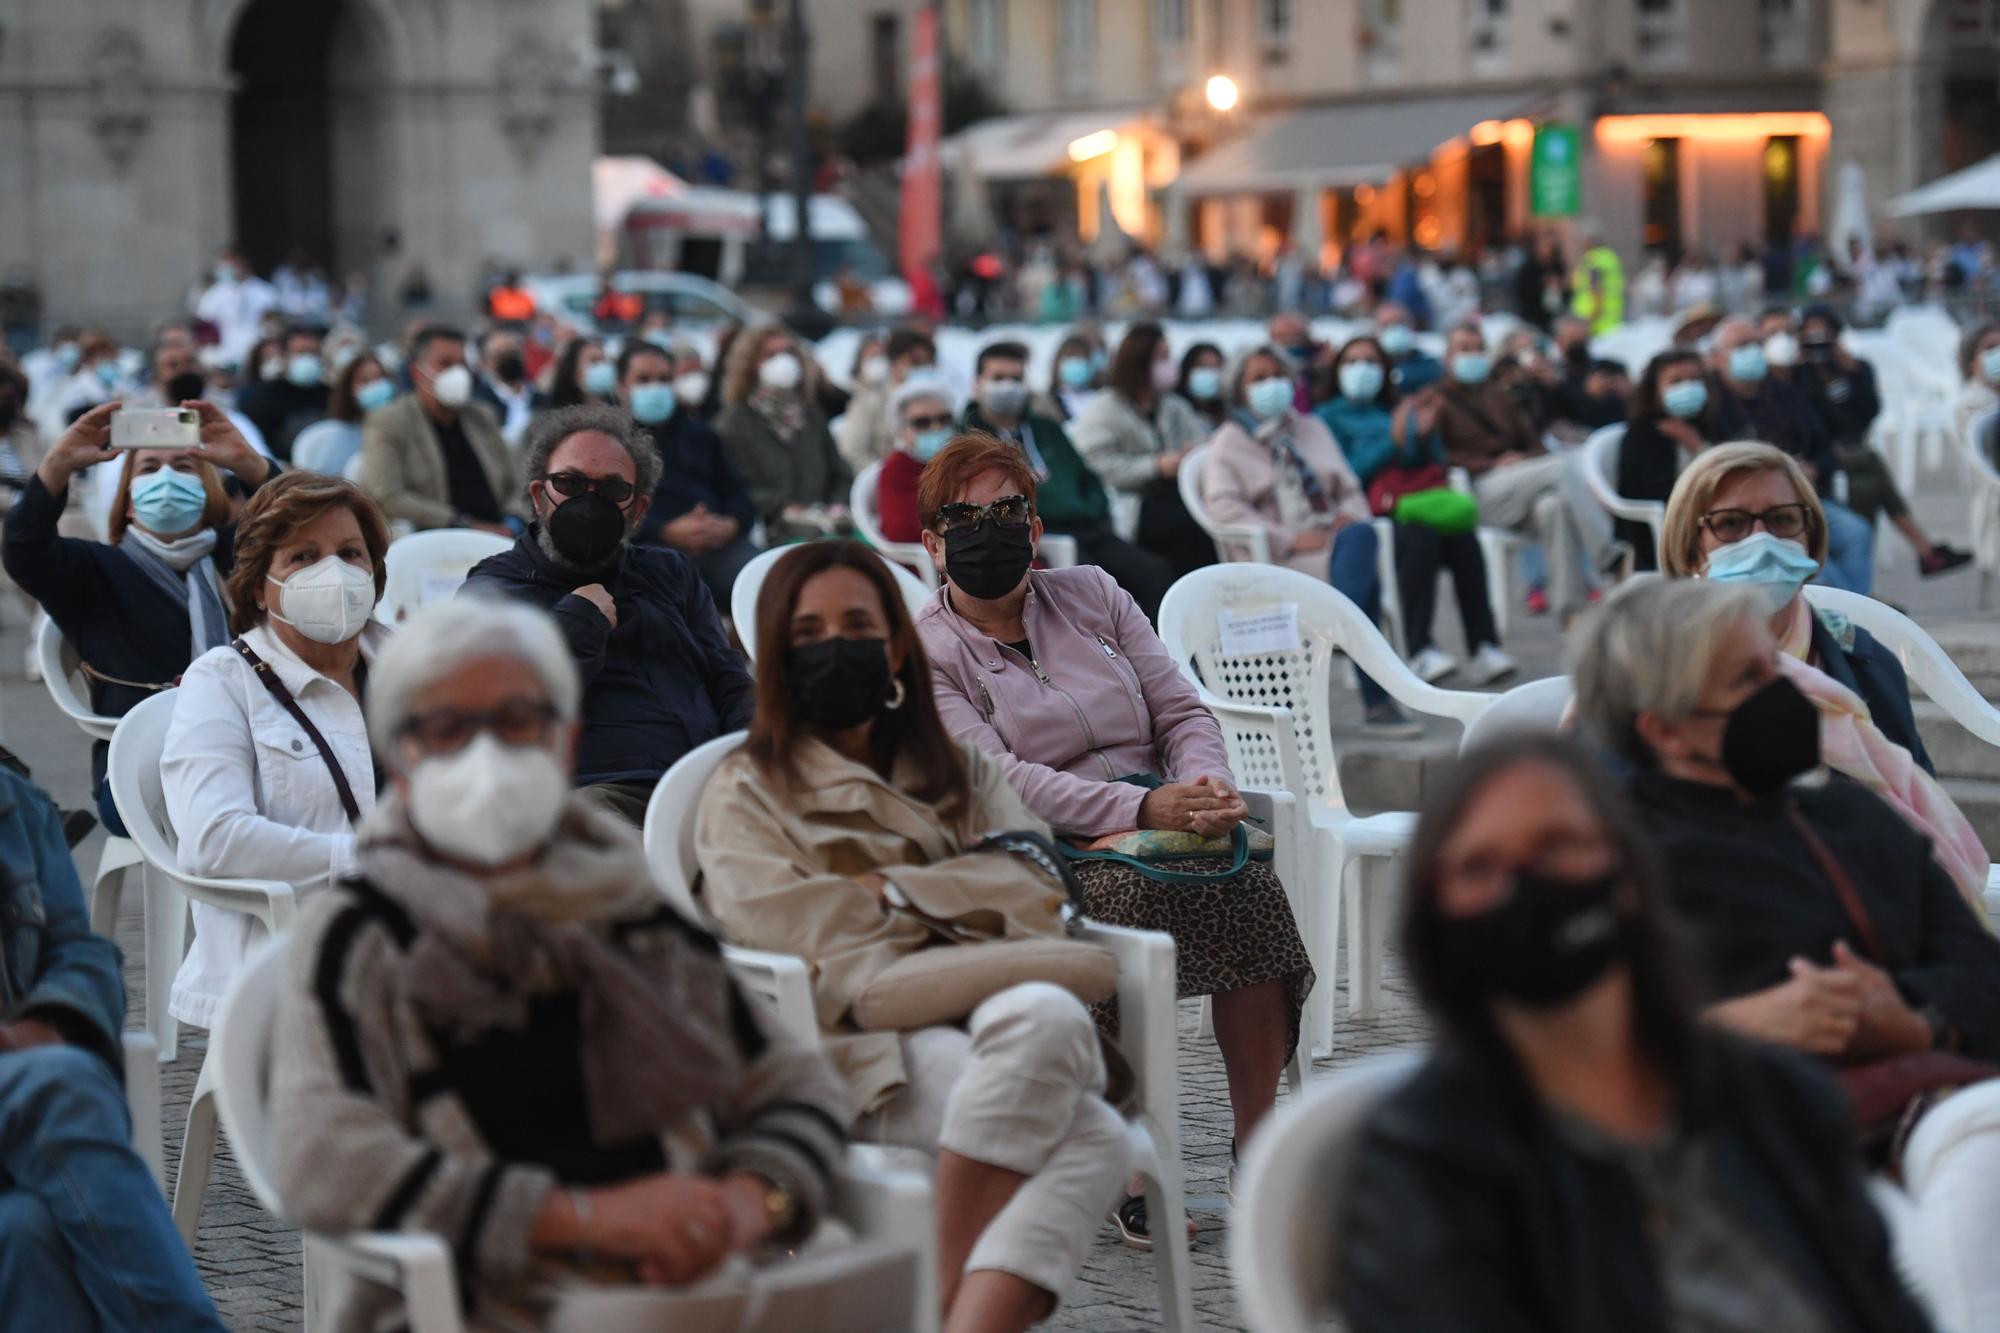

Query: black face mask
544,492,628,569
494,352,526,384
163,371,207,404
786,636,897,731
1438,867,1630,1008
1713,675,1821,795
943,521,1034,600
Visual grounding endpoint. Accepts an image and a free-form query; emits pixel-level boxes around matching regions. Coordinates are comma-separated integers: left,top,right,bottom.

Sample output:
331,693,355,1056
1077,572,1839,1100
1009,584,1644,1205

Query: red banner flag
900,6,945,319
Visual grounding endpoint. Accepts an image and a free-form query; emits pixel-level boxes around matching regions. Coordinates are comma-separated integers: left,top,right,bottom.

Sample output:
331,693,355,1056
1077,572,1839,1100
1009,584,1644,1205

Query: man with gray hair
461,404,751,824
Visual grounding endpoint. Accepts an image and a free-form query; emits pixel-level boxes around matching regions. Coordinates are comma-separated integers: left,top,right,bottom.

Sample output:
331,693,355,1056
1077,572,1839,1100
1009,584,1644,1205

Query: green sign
1530,123,1582,218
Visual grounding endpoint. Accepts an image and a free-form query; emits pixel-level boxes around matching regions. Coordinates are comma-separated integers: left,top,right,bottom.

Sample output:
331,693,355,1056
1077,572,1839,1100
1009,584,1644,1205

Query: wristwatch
760,1179,798,1238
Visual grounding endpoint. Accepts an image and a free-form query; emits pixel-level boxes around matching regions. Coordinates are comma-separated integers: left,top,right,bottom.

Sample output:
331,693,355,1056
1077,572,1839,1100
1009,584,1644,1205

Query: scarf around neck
749,385,807,439
120,527,228,666
1241,408,1331,530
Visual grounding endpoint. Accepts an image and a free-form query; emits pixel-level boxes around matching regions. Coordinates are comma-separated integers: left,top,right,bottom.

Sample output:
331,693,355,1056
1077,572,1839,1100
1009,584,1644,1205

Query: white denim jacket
161,620,388,1028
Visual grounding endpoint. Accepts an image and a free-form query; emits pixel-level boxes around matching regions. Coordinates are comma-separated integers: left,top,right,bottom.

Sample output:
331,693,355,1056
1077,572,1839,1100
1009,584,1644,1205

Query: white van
620,190,910,317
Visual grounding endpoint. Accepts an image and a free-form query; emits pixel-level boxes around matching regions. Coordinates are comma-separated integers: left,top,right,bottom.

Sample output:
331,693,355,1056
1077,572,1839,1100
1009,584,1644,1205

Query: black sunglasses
935,494,1033,535
544,471,636,506
905,413,954,432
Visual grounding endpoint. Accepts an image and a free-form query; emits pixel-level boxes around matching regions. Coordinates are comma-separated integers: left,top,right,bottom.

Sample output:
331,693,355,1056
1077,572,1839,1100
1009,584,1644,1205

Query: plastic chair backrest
1459,676,1575,753
1802,585,2000,748
38,616,120,741
641,730,746,925
106,690,188,878
732,543,936,664
207,936,290,1220
1232,1050,1423,1333
376,529,513,626
1177,443,1270,563
1177,443,1211,534
850,462,940,590
1157,565,1490,812
1957,408,2000,490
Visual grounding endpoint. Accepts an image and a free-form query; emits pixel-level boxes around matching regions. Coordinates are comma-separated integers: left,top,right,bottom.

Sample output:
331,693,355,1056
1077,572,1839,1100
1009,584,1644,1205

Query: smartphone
110,408,200,451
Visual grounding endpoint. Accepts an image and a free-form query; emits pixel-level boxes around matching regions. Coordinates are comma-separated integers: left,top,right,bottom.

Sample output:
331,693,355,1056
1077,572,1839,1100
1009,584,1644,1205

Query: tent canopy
1176,94,1527,196
1888,153,2000,216
945,109,1153,180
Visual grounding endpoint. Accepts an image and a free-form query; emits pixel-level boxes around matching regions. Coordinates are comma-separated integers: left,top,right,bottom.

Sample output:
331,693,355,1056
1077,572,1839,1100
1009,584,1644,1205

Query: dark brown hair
1632,348,1706,419
328,352,386,424
916,433,1039,532
225,471,391,633
1108,321,1168,404
744,540,971,819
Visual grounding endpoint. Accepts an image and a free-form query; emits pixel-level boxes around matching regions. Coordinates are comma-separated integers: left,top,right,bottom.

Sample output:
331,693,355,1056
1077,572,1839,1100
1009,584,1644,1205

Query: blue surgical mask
94,360,122,389
582,361,618,396
1378,324,1414,357
1059,356,1094,389
287,354,323,388
130,468,210,536
355,379,396,413
1451,352,1492,386
55,343,80,371
913,427,953,461
1728,344,1769,385
1246,376,1294,420
1661,379,1708,420
1981,345,2000,384
1338,360,1385,402
1187,366,1223,400
1704,531,1820,612
629,382,678,425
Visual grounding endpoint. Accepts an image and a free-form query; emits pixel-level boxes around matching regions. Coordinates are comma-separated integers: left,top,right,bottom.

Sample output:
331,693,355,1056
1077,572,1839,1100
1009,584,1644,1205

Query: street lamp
1205,74,1240,113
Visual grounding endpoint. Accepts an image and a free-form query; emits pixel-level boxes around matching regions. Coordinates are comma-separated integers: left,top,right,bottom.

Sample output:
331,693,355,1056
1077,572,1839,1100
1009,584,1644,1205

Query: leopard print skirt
1070,855,1312,1062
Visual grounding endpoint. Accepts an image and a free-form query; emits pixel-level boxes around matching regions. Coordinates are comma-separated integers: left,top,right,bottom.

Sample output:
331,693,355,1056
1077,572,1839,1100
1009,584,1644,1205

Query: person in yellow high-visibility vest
1569,227,1625,335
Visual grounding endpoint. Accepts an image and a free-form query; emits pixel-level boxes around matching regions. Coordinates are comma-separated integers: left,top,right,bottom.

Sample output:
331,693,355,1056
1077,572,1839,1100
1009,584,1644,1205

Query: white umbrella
1829,161,1873,263
1887,153,2000,216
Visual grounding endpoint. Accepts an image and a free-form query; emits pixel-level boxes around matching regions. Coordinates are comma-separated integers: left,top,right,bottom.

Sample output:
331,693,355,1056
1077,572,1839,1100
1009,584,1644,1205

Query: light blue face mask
355,379,396,413
1981,345,2000,384
94,360,122,389
130,467,210,536
1378,324,1414,357
583,361,618,396
1338,360,1385,402
55,343,80,371
1059,357,1094,389
629,382,678,425
1661,379,1708,420
1246,376,1294,420
1451,352,1491,386
1187,366,1223,400
1728,343,1769,385
287,354,324,388
1704,531,1820,613
913,427,954,461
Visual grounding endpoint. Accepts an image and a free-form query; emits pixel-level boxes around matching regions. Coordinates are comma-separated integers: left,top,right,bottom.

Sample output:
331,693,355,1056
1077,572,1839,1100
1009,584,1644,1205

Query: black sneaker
1920,545,1974,577
1110,1195,1154,1251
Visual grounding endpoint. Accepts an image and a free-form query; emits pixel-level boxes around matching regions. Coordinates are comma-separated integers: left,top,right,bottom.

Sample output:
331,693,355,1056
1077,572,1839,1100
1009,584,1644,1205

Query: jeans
1328,523,1389,709
1393,523,1499,656
0,1045,222,1331
1817,499,1877,595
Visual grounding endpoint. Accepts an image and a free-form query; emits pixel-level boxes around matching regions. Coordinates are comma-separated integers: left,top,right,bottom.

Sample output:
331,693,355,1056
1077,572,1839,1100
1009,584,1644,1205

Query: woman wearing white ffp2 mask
158,471,393,1032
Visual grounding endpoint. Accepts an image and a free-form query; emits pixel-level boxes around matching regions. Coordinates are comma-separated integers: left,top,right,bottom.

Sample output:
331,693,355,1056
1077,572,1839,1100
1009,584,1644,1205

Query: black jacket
1796,359,1883,450
1341,1040,1933,1333
1812,612,1933,775
1615,411,1702,571
634,411,757,542
237,379,327,460
1710,377,1839,485
461,535,753,785
1632,770,2000,1059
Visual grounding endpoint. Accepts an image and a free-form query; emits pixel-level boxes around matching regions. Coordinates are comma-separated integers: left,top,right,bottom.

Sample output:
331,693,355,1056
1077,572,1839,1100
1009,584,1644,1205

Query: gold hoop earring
885,678,907,711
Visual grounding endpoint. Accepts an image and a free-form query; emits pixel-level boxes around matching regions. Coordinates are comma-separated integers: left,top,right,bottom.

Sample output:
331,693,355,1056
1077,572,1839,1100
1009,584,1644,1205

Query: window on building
1635,0,1687,70
970,0,1005,67
1362,0,1402,79
871,13,900,103
1061,0,1097,98
1759,0,1804,66
1469,0,1508,72
1260,0,1295,42
1764,135,1800,248
1157,0,1189,45
1642,136,1683,256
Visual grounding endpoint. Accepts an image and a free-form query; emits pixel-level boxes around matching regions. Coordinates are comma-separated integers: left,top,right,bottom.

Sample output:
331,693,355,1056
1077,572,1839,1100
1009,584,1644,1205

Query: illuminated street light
1205,75,1240,112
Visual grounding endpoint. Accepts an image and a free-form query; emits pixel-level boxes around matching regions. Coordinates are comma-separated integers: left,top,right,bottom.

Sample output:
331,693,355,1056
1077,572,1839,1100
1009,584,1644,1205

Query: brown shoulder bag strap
231,638,362,825
1785,805,1884,960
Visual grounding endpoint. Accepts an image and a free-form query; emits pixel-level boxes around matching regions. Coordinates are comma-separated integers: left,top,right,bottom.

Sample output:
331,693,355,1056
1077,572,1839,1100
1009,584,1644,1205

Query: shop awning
947,109,1155,180
1888,153,2000,216
1176,94,1528,196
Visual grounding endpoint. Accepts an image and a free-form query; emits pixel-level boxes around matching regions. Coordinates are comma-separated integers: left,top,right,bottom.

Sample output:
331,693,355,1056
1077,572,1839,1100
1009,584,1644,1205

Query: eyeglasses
1699,504,1809,543
544,471,636,506
905,413,954,432
934,493,1032,535
400,699,559,754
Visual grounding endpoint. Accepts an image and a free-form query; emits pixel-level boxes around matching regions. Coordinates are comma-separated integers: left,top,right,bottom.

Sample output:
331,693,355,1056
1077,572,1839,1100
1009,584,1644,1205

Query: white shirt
195,275,277,368
161,620,388,1027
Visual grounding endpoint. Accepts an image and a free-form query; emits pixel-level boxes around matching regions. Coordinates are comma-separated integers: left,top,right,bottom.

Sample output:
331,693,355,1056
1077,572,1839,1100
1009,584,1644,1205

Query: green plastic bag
1393,487,1480,535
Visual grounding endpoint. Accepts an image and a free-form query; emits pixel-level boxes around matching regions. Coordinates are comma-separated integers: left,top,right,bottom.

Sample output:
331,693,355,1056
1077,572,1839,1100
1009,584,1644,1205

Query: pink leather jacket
915,565,1235,837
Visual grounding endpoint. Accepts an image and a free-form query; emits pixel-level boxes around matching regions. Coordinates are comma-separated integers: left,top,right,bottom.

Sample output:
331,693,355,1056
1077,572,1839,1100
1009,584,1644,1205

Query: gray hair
521,404,662,500
366,596,582,763
1227,343,1297,404
890,371,955,422
1567,577,1767,768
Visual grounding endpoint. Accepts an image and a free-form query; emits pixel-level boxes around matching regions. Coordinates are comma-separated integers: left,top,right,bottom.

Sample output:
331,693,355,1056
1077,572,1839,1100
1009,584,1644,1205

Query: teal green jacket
1315,397,1442,487
961,403,1111,529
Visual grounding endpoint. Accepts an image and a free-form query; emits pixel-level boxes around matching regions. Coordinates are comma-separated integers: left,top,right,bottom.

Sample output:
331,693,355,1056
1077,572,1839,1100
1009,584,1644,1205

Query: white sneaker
1409,647,1459,684
1465,644,1519,687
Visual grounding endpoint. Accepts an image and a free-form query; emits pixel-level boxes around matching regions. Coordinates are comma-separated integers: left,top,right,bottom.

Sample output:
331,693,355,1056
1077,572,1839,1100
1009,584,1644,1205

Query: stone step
1924,624,2000,700
1942,777,2000,853
1335,731,1462,817
1913,701,2000,783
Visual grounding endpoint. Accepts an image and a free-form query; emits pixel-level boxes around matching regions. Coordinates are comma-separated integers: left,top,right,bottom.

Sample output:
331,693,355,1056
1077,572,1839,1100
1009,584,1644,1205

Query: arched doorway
228,0,392,282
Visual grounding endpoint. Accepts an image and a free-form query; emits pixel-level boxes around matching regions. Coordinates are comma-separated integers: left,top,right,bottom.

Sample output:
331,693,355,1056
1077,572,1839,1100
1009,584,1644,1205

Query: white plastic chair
124,1031,164,1194
37,617,167,1054
851,462,941,590
643,733,1199,1333
1579,424,1667,568
1157,565,1494,1052
375,528,513,625
730,543,936,665
1230,1050,1422,1333
107,689,298,1248
1954,408,2000,609
1459,676,1576,753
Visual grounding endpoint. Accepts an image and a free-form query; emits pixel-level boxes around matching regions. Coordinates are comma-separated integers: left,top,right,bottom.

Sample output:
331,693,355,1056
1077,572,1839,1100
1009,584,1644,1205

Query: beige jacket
695,737,1069,1115
359,393,528,530
1202,411,1370,575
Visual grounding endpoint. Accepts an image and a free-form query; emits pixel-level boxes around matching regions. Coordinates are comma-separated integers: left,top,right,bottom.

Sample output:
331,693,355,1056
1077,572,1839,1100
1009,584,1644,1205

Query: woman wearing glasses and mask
913,435,1312,1248
1658,444,1989,907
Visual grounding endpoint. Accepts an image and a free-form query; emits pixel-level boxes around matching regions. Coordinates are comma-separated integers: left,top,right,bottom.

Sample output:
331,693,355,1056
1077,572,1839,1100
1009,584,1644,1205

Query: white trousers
858,983,1129,1304
1892,1080,2000,1332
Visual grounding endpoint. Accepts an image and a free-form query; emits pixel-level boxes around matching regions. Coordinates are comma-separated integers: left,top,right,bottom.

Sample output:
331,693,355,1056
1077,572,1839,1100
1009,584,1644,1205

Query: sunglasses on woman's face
1699,504,1808,543
904,413,954,432
543,471,636,506
934,494,1032,535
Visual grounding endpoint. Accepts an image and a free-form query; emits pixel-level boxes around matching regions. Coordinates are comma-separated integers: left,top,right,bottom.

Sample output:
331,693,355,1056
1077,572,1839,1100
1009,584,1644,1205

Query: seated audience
235,324,326,460
471,327,543,447
670,343,713,422
1573,578,2000,1328
271,598,850,1333
874,373,956,544
620,341,760,611
291,352,393,477
545,335,614,411
1374,302,1443,393
361,323,525,535
1317,334,1514,686
1176,341,1228,430
5,400,273,832
1616,349,1713,570
715,326,853,543
1266,310,1323,410
162,471,389,1030
1954,321,1999,443
1035,332,1104,424
1070,322,1217,580
914,437,1312,1246
1431,323,1623,623
697,542,1127,1332
836,325,935,473
464,405,752,824
1338,734,1935,1332
1203,344,1419,737
0,760,224,1330
962,341,1173,621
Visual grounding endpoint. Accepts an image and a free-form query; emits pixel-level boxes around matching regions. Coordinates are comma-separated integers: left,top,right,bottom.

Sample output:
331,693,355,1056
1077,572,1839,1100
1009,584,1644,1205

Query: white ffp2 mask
407,733,568,866
267,554,378,644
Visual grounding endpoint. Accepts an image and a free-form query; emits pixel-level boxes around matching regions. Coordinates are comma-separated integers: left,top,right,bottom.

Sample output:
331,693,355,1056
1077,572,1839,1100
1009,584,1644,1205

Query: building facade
0,0,601,336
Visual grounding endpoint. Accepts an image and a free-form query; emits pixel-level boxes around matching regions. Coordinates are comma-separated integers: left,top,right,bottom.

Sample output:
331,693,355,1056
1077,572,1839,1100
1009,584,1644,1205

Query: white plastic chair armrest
171,874,298,934
832,1145,938,1333
720,945,821,1049
1073,921,1177,1127
1039,534,1080,568
123,1032,164,1193
1209,523,1273,564
321,1231,464,1333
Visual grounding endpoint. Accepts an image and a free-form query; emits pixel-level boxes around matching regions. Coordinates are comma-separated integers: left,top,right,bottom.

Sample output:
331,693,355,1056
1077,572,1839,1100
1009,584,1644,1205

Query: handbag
1056,774,1274,885
1365,461,1450,518
1787,808,1999,1149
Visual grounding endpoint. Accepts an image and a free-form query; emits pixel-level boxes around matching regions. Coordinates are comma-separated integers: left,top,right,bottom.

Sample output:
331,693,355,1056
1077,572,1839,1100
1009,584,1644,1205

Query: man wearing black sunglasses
462,404,753,825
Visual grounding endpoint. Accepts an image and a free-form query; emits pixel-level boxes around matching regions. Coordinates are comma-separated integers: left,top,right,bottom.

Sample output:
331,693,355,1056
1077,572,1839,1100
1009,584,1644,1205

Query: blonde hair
1659,441,1827,578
